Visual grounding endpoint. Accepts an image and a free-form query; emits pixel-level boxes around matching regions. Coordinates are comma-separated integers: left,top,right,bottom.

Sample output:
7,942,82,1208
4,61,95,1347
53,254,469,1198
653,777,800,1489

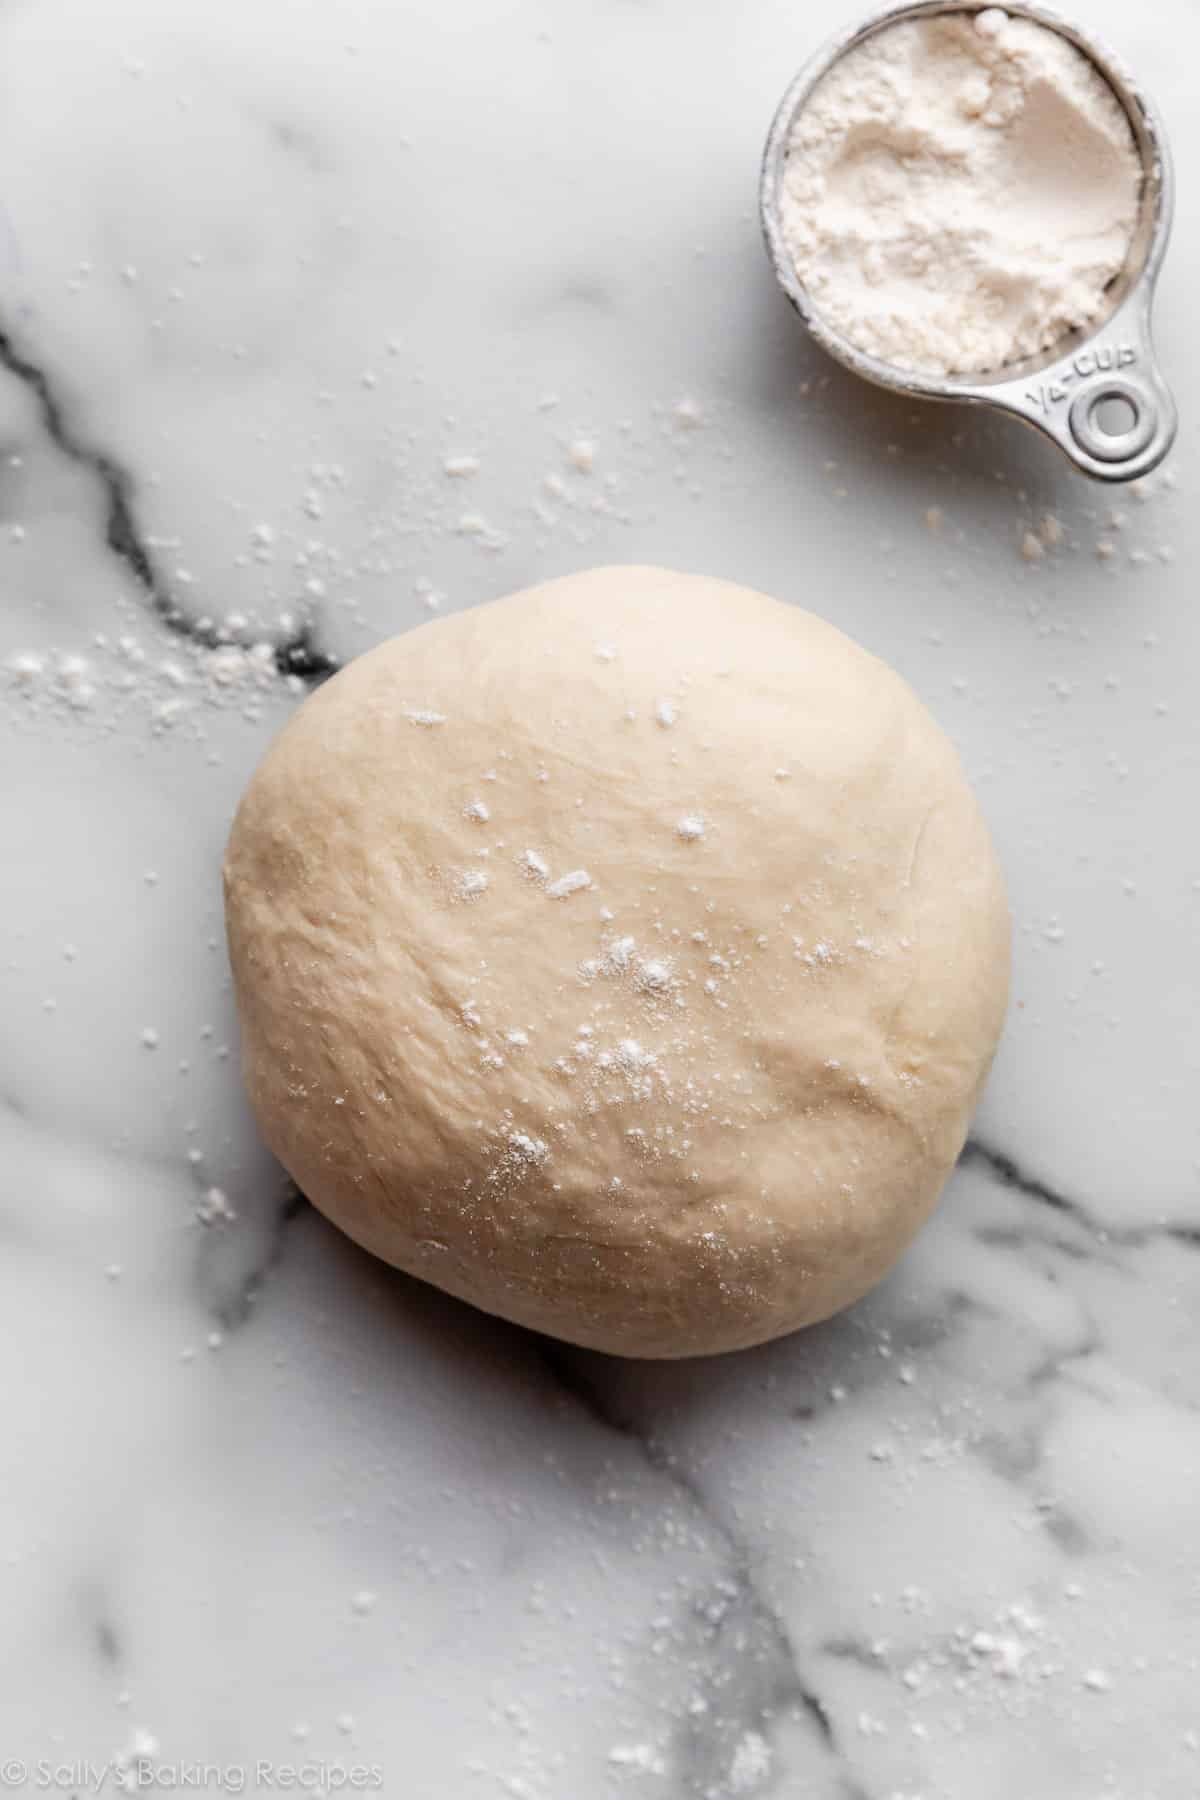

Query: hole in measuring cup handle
1091,392,1138,438
1069,374,1157,463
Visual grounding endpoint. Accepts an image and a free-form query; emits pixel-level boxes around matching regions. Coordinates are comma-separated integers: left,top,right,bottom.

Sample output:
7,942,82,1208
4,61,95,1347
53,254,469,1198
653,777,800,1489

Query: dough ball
224,567,1009,1357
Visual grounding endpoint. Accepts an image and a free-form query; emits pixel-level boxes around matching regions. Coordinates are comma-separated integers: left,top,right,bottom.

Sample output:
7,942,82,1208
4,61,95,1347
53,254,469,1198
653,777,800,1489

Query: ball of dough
224,567,1009,1357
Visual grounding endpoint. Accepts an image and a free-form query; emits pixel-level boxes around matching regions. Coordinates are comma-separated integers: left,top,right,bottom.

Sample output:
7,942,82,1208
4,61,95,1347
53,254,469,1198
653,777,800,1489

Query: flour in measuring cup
780,8,1142,376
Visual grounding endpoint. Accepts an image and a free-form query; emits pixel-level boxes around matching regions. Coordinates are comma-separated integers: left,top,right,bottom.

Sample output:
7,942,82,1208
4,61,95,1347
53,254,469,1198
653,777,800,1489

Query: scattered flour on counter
3,632,307,735
672,395,705,430
113,1730,159,1792
7,651,45,686
209,643,274,688
457,511,508,550
2,382,724,751
1017,511,1068,562
727,1730,772,1793
195,1186,236,1226
608,1743,667,1776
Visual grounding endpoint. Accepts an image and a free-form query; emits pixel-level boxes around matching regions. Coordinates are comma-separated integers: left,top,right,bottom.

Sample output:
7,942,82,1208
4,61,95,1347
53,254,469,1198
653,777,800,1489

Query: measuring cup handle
985,302,1177,483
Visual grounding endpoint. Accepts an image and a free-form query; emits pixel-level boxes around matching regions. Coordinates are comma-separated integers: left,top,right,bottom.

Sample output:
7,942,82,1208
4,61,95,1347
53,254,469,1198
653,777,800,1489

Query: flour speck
519,848,550,881
727,1729,772,1793
546,869,593,900
608,1743,666,1775
456,870,489,901
196,1187,236,1226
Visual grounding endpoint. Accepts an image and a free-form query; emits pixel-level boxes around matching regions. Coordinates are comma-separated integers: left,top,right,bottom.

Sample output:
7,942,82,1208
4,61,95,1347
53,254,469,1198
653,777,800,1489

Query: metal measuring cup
760,1,1176,483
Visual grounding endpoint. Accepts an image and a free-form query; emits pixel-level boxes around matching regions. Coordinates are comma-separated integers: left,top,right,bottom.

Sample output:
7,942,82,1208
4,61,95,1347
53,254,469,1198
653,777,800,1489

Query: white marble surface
1,0,1198,1794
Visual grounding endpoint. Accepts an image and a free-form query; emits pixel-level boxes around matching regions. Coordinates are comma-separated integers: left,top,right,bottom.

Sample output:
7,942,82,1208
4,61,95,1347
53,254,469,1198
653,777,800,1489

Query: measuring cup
760,1,1177,483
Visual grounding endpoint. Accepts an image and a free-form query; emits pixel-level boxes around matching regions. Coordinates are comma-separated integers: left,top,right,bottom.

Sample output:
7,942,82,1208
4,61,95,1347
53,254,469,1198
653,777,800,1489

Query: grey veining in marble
1,1,1198,1795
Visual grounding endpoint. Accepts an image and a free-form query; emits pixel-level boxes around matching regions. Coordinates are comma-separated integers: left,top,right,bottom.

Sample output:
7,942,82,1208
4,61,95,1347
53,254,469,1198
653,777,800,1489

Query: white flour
780,8,1142,375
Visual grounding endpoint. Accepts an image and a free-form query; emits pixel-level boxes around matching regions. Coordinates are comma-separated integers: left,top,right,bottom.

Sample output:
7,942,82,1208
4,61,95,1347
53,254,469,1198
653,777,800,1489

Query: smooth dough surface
224,567,1010,1357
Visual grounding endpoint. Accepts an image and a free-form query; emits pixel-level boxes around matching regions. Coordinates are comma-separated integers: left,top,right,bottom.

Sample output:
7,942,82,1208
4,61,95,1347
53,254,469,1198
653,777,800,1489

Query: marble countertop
1,0,1198,1794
